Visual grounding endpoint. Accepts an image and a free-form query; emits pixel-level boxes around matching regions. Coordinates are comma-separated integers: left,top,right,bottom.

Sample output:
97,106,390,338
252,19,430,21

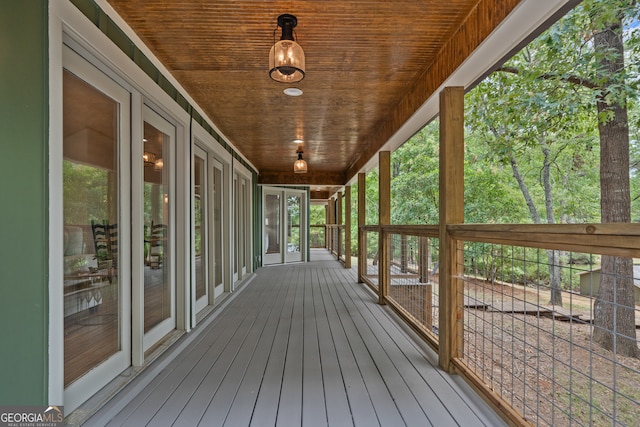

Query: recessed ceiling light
284,87,303,97
293,139,304,144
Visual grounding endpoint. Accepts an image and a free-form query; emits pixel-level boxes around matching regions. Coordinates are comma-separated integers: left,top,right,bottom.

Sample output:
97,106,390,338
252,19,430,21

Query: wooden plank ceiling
107,0,520,199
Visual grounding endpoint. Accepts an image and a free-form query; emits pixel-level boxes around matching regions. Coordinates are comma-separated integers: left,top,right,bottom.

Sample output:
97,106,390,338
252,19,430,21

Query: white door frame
193,144,210,314
232,162,253,285
211,157,226,299
58,45,132,413
262,186,307,265
138,105,177,353
190,121,232,326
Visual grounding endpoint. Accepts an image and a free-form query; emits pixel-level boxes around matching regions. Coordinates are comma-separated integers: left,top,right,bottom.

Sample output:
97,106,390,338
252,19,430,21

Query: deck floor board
87,250,506,427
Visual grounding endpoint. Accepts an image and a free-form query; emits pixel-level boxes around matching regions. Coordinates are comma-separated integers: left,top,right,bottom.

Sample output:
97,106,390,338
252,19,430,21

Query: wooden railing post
424,283,433,332
324,204,329,250
438,87,465,373
379,151,391,305
419,236,429,283
358,173,366,283
400,234,408,273
328,197,335,253
345,186,352,269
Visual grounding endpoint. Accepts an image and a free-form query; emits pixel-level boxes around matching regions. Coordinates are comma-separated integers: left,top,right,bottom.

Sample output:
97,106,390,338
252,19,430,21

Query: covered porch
79,250,503,426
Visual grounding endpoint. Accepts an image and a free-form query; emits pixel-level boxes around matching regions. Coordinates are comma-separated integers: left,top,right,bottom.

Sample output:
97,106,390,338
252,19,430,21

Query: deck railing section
359,225,380,293
310,224,325,248
326,224,346,263
359,223,640,426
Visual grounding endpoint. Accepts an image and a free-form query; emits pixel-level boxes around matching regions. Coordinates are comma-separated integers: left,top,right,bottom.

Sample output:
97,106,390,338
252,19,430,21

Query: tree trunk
509,154,541,224
591,11,638,358
510,152,563,305
541,141,563,306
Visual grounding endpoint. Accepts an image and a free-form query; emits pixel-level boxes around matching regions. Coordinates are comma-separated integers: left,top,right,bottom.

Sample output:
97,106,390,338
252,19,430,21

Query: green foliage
309,204,325,225
366,168,379,224
391,122,439,225
351,0,640,292
63,160,112,224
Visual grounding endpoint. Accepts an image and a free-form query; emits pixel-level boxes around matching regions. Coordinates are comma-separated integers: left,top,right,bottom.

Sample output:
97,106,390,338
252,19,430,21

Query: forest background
312,0,640,252
310,0,640,356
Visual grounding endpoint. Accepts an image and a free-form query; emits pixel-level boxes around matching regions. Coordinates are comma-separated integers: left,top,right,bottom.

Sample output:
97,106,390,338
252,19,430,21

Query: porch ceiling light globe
269,14,305,83
293,151,307,173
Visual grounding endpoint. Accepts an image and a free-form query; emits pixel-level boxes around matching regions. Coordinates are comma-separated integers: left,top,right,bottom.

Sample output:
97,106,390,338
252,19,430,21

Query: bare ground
387,273,640,426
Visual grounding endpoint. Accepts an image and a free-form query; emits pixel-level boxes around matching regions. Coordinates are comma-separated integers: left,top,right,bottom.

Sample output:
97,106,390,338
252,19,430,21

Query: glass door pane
143,109,175,344
241,179,247,274
63,69,122,386
286,193,302,262
233,176,239,280
263,191,282,265
194,147,208,312
213,161,224,296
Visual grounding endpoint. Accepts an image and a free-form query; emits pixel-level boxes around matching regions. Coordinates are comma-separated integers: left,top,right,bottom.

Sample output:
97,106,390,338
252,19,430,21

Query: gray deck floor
85,249,505,427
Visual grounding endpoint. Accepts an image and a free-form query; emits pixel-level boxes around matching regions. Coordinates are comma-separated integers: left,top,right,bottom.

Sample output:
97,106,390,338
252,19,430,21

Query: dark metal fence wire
459,242,640,426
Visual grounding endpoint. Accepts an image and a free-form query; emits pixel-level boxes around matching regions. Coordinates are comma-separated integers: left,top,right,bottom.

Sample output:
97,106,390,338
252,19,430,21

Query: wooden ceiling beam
310,191,331,200
258,170,346,186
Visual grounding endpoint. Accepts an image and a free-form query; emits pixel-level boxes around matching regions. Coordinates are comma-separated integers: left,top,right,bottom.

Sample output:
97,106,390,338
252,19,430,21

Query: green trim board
69,0,255,175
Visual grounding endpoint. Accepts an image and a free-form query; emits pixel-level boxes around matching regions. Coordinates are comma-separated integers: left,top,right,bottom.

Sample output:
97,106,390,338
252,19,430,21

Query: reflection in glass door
233,173,250,281
194,146,209,313
212,159,224,297
286,194,302,262
241,179,248,275
263,191,282,265
143,107,175,350
233,175,239,280
62,46,131,412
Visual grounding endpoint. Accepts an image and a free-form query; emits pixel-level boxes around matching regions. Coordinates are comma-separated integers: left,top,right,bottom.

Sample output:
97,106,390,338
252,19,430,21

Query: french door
233,172,250,282
141,106,176,351
286,193,303,262
263,187,306,265
194,147,226,314
194,146,209,313
263,190,282,265
212,159,225,297
62,46,131,411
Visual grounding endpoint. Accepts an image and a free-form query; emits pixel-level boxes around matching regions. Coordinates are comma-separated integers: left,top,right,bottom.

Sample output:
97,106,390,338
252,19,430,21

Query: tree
467,51,599,305
391,122,440,225
471,0,639,356
587,0,638,357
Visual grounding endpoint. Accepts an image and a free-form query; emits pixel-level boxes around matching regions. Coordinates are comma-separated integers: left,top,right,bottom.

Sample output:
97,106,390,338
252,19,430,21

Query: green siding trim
0,0,49,405
69,0,255,175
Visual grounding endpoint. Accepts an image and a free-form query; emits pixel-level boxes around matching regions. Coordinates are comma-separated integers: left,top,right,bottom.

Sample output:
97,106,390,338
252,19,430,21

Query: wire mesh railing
309,224,325,248
387,232,440,341
360,223,640,426
326,224,346,263
459,241,640,426
359,226,380,292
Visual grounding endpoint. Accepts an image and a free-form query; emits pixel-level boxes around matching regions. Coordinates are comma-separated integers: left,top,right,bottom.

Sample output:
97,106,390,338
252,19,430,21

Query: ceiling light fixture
269,14,305,83
293,149,307,173
143,151,156,167
284,87,303,96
